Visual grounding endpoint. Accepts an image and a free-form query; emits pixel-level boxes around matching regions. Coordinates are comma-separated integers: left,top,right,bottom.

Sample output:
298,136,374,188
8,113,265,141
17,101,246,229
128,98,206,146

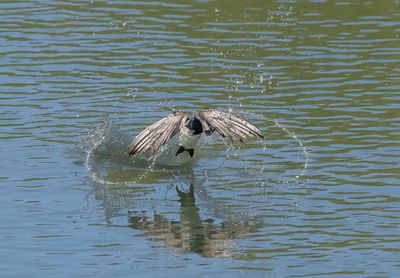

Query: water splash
217,108,310,183
80,113,309,189
80,118,155,186
271,118,310,179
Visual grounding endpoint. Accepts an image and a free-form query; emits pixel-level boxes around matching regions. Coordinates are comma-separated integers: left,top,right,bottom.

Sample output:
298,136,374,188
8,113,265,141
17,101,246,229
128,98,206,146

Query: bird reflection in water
128,184,261,258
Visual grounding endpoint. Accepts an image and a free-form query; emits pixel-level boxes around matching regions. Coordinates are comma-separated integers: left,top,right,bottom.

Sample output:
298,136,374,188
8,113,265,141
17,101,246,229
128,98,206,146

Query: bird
128,108,264,162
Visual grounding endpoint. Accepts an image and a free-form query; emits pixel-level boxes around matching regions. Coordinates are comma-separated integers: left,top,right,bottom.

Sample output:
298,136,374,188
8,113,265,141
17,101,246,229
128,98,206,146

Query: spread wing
128,112,188,156
196,109,264,142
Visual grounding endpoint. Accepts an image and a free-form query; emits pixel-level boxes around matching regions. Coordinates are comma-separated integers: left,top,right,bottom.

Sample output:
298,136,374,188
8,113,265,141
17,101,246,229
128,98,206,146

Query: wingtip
128,144,136,156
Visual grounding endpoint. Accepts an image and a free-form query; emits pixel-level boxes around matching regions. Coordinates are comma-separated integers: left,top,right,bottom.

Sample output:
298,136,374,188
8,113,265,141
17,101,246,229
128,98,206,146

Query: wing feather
128,112,187,156
196,109,263,142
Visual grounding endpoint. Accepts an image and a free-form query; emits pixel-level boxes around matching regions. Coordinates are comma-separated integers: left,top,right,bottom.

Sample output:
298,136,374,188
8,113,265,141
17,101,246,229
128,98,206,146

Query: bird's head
185,117,203,135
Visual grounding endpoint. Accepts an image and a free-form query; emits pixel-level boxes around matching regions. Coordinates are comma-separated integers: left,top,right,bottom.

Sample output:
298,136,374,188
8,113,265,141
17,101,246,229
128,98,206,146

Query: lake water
1,0,399,277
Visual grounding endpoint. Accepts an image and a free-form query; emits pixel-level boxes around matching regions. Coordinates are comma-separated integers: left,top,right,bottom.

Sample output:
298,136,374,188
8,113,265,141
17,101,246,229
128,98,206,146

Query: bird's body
152,130,201,166
128,109,264,165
